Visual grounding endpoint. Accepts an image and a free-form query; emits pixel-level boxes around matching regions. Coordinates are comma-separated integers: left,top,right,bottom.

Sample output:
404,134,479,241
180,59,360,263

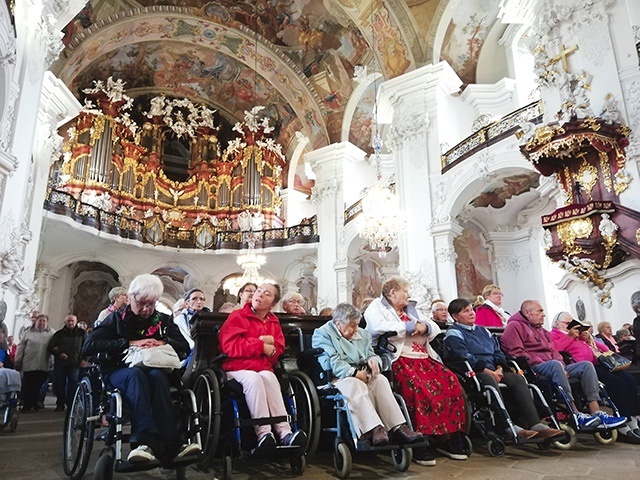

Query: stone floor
2,396,640,479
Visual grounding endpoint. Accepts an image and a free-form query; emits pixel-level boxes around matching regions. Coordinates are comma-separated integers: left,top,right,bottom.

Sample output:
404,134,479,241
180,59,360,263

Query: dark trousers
53,364,80,408
22,370,49,410
594,365,640,417
106,367,179,458
478,371,540,428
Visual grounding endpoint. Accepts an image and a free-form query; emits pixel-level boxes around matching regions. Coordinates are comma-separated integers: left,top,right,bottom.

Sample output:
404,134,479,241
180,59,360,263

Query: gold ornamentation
556,218,593,255
636,228,640,245
574,158,598,201
599,150,613,193
580,117,600,131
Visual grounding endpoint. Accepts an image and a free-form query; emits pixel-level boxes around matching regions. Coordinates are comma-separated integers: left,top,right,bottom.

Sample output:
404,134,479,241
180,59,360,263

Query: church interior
1,0,640,333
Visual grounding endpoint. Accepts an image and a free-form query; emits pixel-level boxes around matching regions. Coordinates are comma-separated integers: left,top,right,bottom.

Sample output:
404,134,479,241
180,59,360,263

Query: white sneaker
176,443,201,458
127,445,157,463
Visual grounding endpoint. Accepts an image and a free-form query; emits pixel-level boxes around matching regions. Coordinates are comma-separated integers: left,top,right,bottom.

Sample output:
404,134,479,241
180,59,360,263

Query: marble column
379,62,462,306
306,142,366,307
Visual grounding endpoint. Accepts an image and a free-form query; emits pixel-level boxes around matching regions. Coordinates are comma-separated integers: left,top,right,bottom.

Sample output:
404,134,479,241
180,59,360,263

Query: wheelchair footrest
235,415,291,428
115,459,160,473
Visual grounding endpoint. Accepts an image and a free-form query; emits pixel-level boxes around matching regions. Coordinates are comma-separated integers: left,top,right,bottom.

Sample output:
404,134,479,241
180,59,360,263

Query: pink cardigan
550,328,609,364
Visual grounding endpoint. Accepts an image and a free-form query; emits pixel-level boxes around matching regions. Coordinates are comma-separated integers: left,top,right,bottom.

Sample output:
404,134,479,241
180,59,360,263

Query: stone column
431,220,463,303
379,62,462,305
306,142,366,307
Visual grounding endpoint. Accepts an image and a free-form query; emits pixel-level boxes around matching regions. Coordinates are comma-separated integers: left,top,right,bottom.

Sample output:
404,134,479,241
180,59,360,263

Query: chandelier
224,232,268,295
357,132,403,257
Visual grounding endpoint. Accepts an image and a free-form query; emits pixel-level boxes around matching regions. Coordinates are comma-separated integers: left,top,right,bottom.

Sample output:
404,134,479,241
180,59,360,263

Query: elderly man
312,302,423,447
281,292,306,315
501,300,626,429
443,298,563,441
48,315,86,411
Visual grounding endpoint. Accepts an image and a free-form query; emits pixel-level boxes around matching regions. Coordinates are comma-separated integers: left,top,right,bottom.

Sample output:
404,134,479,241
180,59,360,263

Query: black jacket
82,306,188,373
48,326,86,366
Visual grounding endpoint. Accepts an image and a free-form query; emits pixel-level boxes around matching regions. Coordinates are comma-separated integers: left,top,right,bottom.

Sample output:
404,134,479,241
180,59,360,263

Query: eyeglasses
188,296,205,302
288,300,304,305
133,295,156,310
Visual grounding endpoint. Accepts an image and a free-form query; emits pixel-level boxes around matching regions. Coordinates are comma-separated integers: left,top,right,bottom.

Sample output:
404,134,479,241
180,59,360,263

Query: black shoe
413,446,436,466
283,430,307,448
619,431,640,444
254,432,276,451
436,440,468,461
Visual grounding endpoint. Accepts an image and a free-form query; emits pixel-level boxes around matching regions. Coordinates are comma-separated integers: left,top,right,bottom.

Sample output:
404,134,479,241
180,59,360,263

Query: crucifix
549,44,579,72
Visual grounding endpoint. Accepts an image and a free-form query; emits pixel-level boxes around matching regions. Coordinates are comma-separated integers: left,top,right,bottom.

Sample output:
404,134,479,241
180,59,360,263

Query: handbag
597,352,632,373
123,344,182,371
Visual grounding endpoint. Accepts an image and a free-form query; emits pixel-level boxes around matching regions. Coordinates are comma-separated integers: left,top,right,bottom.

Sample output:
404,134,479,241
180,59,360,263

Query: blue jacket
312,320,381,379
443,322,505,371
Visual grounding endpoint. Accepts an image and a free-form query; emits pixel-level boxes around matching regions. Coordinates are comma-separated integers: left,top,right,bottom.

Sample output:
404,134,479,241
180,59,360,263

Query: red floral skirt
392,356,466,436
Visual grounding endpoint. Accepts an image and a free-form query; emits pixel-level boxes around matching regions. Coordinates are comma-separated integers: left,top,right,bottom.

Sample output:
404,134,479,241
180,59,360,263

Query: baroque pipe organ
52,78,286,248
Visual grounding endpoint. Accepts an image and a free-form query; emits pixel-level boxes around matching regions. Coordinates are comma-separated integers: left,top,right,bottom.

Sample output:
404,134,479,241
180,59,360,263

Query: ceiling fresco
53,0,504,193
470,172,541,209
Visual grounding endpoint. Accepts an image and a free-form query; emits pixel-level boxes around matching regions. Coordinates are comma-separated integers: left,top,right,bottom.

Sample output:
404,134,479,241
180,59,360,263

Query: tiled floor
3,398,640,479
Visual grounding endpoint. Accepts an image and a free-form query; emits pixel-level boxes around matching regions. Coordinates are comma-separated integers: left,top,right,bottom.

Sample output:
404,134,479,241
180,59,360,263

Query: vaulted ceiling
52,0,506,161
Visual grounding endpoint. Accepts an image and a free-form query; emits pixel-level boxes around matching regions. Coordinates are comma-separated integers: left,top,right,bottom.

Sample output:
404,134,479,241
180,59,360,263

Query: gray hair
552,311,572,329
332,303,361,327
128,274,163,301
431,301,447,313
282,292,304,304
108,286,127,303
632,291,640,315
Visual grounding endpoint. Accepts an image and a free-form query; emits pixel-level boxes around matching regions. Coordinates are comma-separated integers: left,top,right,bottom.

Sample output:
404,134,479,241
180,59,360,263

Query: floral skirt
392,356,466,436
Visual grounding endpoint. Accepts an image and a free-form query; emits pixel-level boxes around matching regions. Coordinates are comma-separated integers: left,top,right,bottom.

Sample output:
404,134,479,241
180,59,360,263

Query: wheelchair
444,355,563,456
0,367,20,433
62,363,202,480
192,327,316,479
297,342,421,479
515,355,622,450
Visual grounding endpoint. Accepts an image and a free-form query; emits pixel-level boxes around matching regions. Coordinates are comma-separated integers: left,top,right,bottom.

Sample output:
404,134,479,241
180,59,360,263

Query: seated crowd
6,277,640,472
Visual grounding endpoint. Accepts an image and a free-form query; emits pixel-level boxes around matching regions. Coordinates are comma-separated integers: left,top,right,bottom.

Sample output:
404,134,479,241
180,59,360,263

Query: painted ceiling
53,0,504,190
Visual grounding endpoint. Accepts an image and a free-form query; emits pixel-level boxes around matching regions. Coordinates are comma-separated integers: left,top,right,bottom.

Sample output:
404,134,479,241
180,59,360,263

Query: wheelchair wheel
194,368,221,470
594,428,618,445
334,441,352,479
222,454,232,480
487,439,505,457
289,370,321,461
290,453,306,475
390,447,412,472
461,434,473,456
63,379,95,480
552,423,577,450
93,449,114,480
175,465,187,480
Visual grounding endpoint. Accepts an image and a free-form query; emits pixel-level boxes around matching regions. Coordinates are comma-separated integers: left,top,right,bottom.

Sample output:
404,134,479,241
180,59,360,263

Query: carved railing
441,101,543,172
45,189,319,251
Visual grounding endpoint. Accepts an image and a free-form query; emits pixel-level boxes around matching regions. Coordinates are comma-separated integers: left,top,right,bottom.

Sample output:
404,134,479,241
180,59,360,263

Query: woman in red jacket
218,283,307,451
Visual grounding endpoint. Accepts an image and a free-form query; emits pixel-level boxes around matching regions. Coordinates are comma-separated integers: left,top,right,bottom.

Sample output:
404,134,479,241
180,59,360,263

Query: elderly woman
95,286,128,328
364,277,466,465
235,282,257,310
474,284,509,327
15,314,54,412
312,303,423,448
218,282,307,450
551,312,640,442
281,292,306,315
596,321,619,353
82,274,199,463
174,288,210,367
633,291,640,357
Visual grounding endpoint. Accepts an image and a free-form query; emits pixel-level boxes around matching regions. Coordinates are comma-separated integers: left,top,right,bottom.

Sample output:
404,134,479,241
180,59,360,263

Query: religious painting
351,257,383,309
438,0,501,85
470,172,540,208
454,221,492,301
